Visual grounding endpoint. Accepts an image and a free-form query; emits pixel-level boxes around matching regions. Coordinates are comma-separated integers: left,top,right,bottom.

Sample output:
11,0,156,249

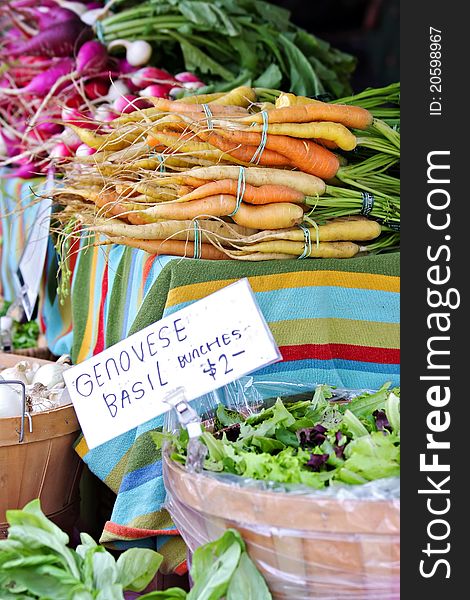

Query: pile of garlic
0,355,72,418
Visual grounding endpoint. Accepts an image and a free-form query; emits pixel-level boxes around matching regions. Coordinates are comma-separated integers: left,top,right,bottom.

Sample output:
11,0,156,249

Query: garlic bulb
0,377,23,418
32,361,71,389
0,361,30,385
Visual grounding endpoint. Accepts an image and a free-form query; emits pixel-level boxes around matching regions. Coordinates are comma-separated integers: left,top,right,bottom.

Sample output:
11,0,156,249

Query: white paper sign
63,278,281,448
16,170,54,321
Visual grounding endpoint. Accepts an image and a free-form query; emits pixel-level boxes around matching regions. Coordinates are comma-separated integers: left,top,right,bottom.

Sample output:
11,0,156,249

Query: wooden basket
0,353,82,538
164,453,400,599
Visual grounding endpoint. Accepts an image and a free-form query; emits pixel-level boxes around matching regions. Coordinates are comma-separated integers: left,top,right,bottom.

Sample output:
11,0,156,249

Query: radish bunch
0,0,204,178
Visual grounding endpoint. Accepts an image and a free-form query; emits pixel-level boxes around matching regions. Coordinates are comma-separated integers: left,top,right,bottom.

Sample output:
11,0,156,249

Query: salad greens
0,300,40,350
156,383,400,489
0,500,271,600
102,0,356,97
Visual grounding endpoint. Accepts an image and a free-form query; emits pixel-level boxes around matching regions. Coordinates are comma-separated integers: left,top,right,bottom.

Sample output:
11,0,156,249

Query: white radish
108,40,152,67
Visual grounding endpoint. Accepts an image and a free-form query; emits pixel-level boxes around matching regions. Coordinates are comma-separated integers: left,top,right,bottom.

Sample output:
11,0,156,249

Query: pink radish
130,67,174,88
174,71,202,83
76,40,109,74
76,143,96,157
112,94,151,114
84,79,109,100
0,58,74,95
106,80,131,101
50,142,73,159
138,84,172,98
94,105,117,122
182,81,206,90
5,18,92,58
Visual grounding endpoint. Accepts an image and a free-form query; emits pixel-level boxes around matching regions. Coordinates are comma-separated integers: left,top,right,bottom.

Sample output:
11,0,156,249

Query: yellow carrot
247,121,357,151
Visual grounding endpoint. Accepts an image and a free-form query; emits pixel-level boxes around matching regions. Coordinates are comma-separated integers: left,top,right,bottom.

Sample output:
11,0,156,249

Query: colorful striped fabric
0,174,46,301
73,252,399,573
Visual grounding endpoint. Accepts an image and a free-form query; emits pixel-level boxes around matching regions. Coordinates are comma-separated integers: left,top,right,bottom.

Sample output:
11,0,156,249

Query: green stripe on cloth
129,253,399,335
270,318,399,348
106,247,135,348
71,243,94,362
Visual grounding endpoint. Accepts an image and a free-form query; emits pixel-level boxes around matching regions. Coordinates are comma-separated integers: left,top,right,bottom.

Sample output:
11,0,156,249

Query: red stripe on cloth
279,344,400,364
93,261,109,355
104,521,180,539
143,254,157,283
174,560,188,576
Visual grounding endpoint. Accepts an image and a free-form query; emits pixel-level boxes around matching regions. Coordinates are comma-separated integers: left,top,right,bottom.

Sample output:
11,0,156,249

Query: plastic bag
163,378,400,599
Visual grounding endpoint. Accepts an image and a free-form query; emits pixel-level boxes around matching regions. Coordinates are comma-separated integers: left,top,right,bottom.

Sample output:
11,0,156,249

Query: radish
94,104,117,122
130,67,174,88
5,18,92,58
0,58,74,95
174,71,202,84
36,121,62,137
112,94,151,114
84,79,109,100
106,80,131,101
138,84,171,98
55,1,88,16
17,6,80,30
50,142,73,158
76,143,96,157
107,40,152,67
182,81,206,91
76,40,109,74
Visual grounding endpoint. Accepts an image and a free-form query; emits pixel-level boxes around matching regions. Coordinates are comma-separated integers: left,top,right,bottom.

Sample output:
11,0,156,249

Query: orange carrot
176,179,305,205
216,128,339,179
150,98,248,117
129,194,304,230
195,129,292,168
101,237,228,260
240,102,373,130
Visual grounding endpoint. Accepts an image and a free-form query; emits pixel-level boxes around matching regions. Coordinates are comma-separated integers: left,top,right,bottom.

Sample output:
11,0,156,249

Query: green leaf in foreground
117,548,163,592
227,552,272,600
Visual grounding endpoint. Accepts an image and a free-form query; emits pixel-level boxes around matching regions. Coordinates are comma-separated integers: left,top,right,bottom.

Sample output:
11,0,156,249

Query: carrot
150,98,248,117
195,129,293,168
175,179,305,205
244,216,381,243
211,86,257,107
146,131,248,165
110,108,164,126
87,218,258,240
247,121,357,151
232,201,304,230
177,92,227,104
215,128,340,179
93,191,138,220
275,92,321,108
132,194,304,230
231,240,360,258
100,237,228,260
67,124,144,151
170,166,326,196
240,102,373,130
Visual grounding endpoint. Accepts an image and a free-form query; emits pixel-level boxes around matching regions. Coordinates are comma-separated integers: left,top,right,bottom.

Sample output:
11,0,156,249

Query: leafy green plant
101,0,356,97
158,384,400,489
0,501,271,600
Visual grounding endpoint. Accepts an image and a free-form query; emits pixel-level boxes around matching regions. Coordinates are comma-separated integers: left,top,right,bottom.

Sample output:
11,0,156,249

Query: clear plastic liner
163,378,400,599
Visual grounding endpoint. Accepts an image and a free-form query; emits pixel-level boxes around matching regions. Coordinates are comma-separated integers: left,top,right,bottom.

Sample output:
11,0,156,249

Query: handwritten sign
16,170,54,320
63,278,281,448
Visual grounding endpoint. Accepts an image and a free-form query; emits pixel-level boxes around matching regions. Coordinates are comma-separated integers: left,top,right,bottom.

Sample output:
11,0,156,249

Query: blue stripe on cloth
119,459,163,493
162,286,400,324
111,476,167,523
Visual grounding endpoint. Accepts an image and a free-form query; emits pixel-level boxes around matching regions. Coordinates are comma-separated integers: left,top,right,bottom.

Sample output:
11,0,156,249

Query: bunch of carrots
51,83,400,262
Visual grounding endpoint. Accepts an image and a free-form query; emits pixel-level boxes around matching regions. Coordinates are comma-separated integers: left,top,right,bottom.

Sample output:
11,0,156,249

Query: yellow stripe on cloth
166,270,400,308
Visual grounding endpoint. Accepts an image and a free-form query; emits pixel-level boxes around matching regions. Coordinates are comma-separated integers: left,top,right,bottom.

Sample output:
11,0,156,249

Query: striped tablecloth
72,252,400,573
